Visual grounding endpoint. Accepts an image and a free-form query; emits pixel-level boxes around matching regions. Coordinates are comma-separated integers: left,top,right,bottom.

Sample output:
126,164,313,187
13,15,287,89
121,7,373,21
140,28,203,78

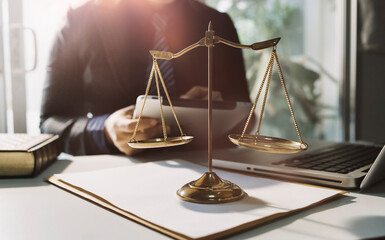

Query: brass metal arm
149,36,281,60
214,36,280,51
150,37,206,60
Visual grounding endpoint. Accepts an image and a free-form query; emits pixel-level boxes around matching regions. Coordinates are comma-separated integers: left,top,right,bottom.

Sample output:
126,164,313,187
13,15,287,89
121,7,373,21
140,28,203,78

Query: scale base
176,172,246,204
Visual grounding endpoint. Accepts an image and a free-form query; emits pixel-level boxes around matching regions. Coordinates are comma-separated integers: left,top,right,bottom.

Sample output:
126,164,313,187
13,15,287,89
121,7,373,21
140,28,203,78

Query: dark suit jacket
40,0,250,155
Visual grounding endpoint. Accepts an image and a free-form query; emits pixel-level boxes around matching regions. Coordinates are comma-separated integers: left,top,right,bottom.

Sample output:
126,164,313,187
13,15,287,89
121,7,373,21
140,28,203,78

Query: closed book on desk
0,134,60,177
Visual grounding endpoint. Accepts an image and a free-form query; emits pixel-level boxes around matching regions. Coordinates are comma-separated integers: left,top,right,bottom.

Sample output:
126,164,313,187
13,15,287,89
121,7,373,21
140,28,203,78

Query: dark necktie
147,13,176,97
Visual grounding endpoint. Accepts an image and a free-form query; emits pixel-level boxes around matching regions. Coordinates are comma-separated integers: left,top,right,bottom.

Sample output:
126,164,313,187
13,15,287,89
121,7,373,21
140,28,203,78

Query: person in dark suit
40,0,250,155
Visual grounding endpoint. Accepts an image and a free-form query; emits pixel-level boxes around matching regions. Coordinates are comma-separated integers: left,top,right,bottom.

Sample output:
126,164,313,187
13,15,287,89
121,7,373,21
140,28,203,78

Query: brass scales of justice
128,22,308,204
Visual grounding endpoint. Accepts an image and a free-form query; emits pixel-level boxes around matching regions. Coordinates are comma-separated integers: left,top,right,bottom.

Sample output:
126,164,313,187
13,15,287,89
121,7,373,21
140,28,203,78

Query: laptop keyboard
272,144,382,174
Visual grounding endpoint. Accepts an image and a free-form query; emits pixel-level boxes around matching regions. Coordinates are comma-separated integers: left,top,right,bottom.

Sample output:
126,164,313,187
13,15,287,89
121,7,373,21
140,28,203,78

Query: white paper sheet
54,160,342,239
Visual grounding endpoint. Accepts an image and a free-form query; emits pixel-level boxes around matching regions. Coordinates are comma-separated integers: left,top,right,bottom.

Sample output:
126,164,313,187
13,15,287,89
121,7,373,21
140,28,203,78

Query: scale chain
240,49,305,147
131,58,187,144
255,52,274,134
273,51,305,145
154,61,185,137
240,51,275,138
154,60,169,141
130,63,156,141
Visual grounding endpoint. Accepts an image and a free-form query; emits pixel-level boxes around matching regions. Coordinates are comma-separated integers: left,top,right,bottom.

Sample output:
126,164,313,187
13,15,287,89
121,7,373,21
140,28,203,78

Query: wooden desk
1,151,385,240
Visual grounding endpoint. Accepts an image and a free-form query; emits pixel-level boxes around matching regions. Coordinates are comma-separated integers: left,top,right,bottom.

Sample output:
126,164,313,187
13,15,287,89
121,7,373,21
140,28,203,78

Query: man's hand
104,105,166,155
180,86,223,101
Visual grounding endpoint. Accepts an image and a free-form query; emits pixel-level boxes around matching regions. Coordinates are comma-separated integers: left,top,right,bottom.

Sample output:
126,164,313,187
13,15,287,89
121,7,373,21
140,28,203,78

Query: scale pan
128,136,193,149
228,134,307,153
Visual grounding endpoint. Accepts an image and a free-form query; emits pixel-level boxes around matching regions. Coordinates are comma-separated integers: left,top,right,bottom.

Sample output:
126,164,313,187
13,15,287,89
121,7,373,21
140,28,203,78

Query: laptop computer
213,140,385,190
134,96,385,190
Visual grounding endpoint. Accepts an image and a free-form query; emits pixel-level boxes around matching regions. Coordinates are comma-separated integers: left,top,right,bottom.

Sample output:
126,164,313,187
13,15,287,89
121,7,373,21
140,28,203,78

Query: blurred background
1,0,384,144
205,0,344,142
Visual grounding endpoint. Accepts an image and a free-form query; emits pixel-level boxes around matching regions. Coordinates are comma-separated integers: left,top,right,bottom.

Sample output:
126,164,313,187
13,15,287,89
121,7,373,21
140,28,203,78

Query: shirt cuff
85,114,119,154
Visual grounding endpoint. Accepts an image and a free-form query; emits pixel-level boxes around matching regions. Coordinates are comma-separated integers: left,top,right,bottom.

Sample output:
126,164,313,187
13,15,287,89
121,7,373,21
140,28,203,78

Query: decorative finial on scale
205,21,215,48
208,21,213,31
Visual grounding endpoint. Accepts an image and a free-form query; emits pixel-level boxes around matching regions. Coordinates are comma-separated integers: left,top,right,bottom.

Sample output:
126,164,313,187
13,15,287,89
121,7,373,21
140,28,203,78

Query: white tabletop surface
1,149,385,240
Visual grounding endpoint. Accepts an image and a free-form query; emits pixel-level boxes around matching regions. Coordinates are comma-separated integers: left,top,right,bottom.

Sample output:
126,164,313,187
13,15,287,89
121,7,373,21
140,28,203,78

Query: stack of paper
48,160,343,240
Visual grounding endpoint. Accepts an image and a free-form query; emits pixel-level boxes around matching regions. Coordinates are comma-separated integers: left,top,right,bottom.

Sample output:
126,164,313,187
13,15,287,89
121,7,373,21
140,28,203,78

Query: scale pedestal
129,22,307,204
177,172,245,204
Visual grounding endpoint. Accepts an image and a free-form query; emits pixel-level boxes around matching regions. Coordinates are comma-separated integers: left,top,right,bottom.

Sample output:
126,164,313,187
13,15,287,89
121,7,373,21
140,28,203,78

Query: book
47,159,345,240
0,134,61,177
